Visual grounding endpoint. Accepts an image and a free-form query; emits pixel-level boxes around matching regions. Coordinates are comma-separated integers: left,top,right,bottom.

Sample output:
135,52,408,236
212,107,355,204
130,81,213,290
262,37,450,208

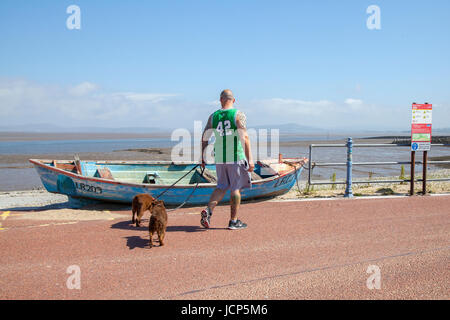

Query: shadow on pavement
125,236,150,249
111,219,148,231
1,202,72,212
111,219,222,233
2,201,130,212
166,225,210,232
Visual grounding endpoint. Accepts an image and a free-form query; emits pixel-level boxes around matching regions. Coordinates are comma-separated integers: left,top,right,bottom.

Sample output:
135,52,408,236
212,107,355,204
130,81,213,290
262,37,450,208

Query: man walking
200,89,254,230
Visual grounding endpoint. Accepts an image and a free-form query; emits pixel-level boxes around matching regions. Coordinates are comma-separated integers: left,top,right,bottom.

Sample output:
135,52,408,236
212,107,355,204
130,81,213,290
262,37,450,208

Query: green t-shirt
211,108,246,163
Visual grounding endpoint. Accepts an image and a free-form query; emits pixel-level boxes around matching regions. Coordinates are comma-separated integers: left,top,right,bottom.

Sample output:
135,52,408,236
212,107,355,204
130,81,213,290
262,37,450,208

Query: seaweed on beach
113,148,165,154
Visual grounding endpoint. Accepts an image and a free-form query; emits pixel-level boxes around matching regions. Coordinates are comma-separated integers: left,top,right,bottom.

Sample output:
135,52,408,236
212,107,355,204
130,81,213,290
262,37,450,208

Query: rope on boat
282,160,305,194
283,159,310,171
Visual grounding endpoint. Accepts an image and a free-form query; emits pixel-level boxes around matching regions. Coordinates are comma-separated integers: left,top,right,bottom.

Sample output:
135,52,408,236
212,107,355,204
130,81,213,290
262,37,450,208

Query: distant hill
0,123,172,133
434,127,450,134
251,123,323,134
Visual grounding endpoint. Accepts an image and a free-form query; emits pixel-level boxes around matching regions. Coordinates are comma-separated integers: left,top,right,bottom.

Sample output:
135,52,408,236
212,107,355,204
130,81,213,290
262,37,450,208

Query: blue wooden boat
29,157,307,207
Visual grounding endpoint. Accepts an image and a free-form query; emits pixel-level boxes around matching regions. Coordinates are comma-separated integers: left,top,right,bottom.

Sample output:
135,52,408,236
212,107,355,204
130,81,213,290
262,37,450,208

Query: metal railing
308,138,450,197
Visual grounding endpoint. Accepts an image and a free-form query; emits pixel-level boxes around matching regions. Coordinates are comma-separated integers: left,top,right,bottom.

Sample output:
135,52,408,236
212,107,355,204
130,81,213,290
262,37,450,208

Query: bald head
220,89,235,108
220,89,234,100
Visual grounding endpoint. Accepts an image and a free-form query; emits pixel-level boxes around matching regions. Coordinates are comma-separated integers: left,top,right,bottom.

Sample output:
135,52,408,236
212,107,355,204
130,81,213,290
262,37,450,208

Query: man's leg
201,163,229,228
228,189,247,230
208,188,227,213
201,188,226,228
230,189,241,221
227,161,249,230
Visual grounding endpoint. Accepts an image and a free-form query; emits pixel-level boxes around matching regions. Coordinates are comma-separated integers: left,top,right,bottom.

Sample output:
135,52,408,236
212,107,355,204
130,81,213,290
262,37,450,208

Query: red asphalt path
0,195,449,299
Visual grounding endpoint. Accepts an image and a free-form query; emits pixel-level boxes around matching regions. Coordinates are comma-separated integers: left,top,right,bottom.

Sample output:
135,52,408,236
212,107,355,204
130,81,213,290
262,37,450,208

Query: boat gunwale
29,158,306,189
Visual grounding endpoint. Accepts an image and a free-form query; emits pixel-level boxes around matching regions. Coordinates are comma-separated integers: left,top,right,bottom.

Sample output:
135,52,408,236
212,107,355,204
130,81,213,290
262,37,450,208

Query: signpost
410,103,432,195
411,103,432,151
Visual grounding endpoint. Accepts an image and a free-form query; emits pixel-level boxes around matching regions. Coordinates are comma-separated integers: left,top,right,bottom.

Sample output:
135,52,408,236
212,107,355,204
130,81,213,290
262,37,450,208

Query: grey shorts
216,160,252,191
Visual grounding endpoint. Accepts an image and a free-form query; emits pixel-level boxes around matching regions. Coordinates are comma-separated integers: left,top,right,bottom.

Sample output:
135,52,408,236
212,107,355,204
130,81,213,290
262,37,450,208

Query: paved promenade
1,195,449,299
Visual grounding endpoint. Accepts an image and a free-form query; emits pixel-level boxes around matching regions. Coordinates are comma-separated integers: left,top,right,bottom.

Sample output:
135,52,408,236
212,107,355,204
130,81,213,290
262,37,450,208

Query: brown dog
131,193,157,227
148,200,168,248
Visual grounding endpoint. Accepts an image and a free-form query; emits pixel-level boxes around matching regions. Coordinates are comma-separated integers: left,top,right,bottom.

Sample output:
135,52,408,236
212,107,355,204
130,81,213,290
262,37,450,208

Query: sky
0,0,449,131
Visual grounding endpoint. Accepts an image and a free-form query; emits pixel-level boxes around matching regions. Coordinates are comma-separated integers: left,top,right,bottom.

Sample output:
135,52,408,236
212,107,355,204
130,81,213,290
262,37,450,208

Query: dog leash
154,164,204,211
166,165,205,212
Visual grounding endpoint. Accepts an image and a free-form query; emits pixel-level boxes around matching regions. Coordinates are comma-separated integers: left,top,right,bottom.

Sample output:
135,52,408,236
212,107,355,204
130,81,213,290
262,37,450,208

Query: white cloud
0,78,181,128
345,98,363,106
243,98,412,130
344,98,364,111
263,98,335,116
68,82,99,96
1,78,448,131
114,92,178,103
206,100,220,107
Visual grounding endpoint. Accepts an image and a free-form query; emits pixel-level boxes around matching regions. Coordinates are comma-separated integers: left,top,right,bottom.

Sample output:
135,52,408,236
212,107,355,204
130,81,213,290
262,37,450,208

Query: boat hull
31,160,304,206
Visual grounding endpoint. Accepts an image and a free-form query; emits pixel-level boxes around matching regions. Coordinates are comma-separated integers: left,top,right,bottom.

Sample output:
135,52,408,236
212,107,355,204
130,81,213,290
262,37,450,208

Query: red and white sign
411,103,432,151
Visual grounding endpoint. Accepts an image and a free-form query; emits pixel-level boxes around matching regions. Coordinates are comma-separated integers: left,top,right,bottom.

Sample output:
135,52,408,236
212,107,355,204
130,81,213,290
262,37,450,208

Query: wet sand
0,149,173,166
430,155,450,169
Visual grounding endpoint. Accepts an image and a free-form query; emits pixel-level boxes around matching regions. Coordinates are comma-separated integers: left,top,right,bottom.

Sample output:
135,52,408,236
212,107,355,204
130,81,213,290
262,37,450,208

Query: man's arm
201,115,213,167
236,111,254,172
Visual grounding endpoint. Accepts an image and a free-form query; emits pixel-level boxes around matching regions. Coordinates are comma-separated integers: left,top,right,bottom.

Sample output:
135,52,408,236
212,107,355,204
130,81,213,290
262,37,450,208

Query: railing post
410,151,415,196
308,144,312,186
344,137,353,198
422,151,427,195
